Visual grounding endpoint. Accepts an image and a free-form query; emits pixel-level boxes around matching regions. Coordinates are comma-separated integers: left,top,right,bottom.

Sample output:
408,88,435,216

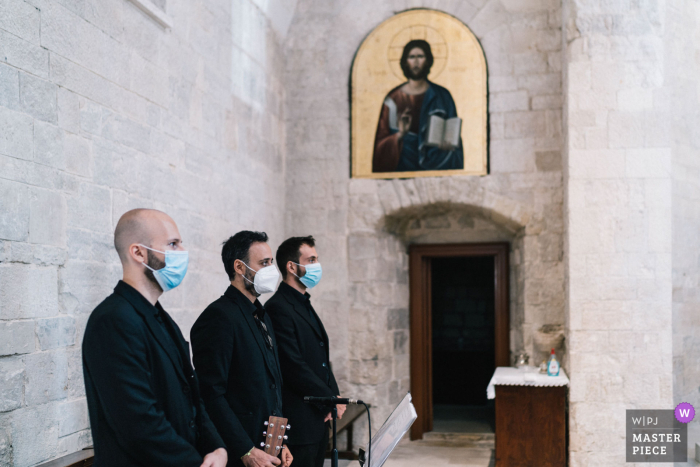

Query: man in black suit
265,236,345,467
82,208,227,467
191,231,293,467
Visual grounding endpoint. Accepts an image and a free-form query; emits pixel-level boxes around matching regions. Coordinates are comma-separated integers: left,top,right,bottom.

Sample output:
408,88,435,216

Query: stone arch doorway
408,242,510,440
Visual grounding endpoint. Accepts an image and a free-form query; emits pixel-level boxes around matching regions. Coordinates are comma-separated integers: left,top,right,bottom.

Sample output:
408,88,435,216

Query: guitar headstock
260,416,289,457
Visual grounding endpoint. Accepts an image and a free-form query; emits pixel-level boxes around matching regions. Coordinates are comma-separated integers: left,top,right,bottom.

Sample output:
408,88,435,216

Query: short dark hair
276,236,316,279
400,40,434,79
221,231,269,280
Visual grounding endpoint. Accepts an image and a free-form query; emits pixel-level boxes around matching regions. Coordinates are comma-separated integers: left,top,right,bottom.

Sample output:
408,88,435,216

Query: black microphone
304,396,364,405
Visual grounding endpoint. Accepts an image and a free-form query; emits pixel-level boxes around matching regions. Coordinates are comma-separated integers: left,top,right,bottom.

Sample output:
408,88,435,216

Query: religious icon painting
351,9,488,179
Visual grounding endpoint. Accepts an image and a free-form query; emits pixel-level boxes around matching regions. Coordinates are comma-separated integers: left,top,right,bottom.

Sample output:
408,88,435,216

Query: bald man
82,209,227,467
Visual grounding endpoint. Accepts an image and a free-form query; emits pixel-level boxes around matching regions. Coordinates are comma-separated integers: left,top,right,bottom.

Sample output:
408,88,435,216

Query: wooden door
409,243,510,440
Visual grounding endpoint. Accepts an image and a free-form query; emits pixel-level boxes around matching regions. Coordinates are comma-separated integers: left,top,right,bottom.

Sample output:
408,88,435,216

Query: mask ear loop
238,260,257,285
289,262,304,280
137,244,158,272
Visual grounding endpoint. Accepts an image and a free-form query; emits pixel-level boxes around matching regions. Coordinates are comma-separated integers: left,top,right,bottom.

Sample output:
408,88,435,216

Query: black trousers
289,432,328,467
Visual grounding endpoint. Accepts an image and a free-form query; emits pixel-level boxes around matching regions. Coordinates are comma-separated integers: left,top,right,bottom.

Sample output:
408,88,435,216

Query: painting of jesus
372,40,463,173
351,9,487,179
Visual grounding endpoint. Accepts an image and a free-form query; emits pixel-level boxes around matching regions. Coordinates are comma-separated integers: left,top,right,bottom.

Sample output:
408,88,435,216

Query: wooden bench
35,448,94,467
326,403,368,460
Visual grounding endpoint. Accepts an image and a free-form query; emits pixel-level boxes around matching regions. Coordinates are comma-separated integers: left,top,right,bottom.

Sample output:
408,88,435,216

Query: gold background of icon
351,9,488,179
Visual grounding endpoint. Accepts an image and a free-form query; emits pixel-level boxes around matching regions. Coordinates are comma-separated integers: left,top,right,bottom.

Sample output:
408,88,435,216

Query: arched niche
374,201,523,438
382,201,523,244
350,9,488,179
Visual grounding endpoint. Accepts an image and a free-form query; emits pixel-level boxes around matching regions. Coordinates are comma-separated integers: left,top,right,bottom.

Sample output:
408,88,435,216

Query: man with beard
82,209,228,467
372,39,464,172
191,231,293,467
265,236,344,467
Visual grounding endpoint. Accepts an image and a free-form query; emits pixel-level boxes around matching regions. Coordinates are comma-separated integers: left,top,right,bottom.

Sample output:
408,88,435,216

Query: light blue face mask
139,244,189,292
292,262,322,289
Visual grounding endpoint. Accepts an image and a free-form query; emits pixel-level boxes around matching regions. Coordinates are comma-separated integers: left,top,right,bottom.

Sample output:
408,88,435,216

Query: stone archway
344,177,563,416
382,201,523,243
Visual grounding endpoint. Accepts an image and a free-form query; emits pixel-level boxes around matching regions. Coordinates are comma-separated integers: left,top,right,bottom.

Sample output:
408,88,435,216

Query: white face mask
241,262,280,295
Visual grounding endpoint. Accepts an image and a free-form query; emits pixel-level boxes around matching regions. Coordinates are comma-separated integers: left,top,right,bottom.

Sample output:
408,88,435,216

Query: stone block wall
668,0,700,411
0,0,293,465
285,0,566,446
563,0,675,464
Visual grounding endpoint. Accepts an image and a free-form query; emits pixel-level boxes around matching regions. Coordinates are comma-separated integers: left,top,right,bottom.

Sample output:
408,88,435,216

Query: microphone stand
331,405,338,467
304,397,368,467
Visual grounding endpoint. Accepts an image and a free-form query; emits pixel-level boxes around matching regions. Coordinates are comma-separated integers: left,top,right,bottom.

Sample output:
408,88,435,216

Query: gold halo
388,25,448,81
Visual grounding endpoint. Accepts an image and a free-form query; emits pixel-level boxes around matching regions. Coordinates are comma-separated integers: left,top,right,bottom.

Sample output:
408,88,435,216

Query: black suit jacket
265,282,340,445
82,281,225,467
191,285,284,463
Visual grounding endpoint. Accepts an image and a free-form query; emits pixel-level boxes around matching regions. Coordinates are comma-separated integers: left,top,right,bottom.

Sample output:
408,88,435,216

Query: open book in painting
425,115,462,149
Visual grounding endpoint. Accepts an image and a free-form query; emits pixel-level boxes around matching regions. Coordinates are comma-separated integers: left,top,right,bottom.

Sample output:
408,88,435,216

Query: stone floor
381,441,494,466
324,432,495,467
324,418,700,467
432,404,495,433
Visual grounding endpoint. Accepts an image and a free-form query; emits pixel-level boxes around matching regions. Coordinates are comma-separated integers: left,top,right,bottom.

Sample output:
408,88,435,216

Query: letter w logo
680,409,691,418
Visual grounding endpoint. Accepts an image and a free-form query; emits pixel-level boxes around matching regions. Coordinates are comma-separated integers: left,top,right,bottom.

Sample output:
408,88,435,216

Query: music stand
359,392,417,467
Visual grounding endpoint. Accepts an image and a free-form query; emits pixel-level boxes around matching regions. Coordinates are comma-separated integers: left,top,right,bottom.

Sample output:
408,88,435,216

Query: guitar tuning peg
278,435,282,440
268,434,272,438
265,444,270,449
264,421,269,426
270,423,274,427
260,442,265,447
283,435,288,440
263,431,267,436
286,424,291,430
276,446,281,451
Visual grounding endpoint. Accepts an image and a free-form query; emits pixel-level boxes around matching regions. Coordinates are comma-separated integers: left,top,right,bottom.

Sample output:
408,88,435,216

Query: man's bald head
114,209,174,263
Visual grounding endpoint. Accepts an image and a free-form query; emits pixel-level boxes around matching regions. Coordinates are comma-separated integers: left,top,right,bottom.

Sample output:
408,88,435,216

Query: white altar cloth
486,366,569,399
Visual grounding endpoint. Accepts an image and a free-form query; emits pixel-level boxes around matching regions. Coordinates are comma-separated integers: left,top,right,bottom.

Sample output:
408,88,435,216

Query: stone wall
668,0,700,412
563,0,674,464
284,0,566,446
0,0,294,465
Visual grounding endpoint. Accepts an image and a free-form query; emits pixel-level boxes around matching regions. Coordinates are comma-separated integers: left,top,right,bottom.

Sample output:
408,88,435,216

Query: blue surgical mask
139,245,189,292
292,262,322,289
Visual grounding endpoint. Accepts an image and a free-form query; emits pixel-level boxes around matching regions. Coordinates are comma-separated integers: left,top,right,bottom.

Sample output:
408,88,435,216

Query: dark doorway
431,256,495,433
409,243,509,440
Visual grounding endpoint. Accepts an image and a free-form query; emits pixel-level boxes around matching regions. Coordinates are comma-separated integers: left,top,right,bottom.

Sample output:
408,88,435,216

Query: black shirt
251,299,274,350
279,282,323,337
240,291,282,384
154,304,190,370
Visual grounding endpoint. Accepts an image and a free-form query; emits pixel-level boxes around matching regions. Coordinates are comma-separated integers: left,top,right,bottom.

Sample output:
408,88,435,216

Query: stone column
563,0,673,465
